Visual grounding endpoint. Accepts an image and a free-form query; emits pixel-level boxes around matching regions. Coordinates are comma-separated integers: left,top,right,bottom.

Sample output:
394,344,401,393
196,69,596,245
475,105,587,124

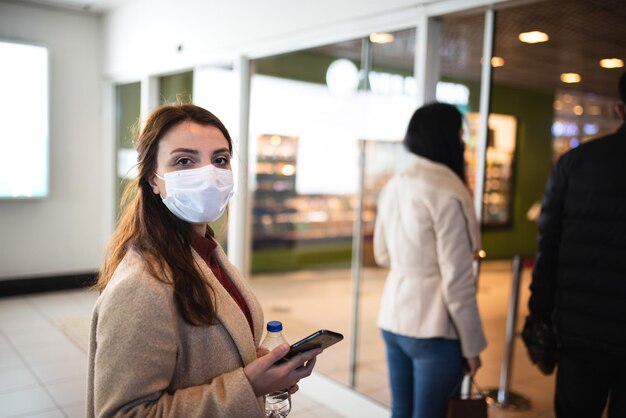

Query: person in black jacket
527,70,626,418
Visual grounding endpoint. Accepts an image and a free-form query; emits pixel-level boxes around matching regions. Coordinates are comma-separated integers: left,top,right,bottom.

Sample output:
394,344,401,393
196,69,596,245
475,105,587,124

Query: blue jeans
382,330,464,418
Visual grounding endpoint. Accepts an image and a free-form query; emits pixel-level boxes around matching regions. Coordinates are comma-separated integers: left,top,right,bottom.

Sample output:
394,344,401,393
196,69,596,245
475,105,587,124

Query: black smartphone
277,329,343,363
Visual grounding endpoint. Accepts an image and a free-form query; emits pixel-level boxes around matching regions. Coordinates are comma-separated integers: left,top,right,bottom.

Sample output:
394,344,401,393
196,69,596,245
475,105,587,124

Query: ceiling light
491,56,505,67
518,31,549,44
560,73,581,83
369,32,395,44
599,58,624,69
573,105,584,115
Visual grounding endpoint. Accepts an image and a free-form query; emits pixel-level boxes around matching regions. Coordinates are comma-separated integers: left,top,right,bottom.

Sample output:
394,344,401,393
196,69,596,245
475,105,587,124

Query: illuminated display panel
0,40,49,199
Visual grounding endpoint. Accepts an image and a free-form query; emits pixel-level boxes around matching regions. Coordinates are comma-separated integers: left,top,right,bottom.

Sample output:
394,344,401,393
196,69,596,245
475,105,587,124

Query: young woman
87,104,319,417
374,102,487,418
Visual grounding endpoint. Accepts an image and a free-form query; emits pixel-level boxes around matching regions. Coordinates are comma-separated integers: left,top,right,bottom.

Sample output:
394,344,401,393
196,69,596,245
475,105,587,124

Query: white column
101,80,116,242
227,56,252,277
414,8,441,108
140,75,159,124
474,8,495,221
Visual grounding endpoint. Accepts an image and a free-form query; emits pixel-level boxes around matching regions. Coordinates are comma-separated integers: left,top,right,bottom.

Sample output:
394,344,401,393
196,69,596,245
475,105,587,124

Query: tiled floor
0,290,92,418
251,262,560,418
0,262,574,417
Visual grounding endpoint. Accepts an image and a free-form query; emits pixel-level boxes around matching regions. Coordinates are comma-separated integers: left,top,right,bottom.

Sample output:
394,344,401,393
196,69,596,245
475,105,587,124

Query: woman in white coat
374,102,487,418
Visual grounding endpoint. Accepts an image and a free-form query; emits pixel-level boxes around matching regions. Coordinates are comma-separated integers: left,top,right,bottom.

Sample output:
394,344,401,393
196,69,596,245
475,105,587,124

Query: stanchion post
484,255,531,410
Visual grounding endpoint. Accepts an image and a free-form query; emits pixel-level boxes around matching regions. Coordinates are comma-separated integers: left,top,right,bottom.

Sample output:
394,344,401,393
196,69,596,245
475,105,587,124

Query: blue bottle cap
267,321,283,332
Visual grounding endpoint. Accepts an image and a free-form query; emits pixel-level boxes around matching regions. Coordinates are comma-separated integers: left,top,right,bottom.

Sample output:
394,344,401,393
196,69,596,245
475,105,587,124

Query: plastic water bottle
259,321,291,418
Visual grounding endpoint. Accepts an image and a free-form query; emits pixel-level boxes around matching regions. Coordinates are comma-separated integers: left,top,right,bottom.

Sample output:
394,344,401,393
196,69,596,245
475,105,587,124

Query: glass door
247,27,418,404
248,39,365,386
351,28,416,405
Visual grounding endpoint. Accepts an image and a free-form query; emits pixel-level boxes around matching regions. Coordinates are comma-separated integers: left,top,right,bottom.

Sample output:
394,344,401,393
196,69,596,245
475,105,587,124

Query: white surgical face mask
155,164,234,223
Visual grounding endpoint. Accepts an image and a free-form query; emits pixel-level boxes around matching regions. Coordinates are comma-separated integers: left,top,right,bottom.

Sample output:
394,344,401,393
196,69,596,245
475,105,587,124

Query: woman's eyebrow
170,148,199,155
212,147,231,155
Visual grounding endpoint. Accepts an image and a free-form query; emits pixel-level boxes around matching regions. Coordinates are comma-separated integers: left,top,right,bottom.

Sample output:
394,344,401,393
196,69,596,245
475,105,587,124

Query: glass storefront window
249,28,417,403
250,40,364,387
354,28,416,403
250,43,360,275
250,32,418,274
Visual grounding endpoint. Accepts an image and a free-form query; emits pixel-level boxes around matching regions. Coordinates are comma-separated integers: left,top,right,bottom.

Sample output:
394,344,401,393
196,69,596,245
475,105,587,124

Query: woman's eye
175,157,193,166
214,156,231,166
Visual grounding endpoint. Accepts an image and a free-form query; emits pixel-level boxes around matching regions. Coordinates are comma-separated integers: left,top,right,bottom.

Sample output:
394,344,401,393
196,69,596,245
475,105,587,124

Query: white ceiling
13,0,127,12
15,0,626,100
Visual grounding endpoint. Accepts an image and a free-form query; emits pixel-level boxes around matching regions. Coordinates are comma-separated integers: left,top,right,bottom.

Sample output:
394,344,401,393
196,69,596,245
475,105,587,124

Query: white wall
0,2,103,280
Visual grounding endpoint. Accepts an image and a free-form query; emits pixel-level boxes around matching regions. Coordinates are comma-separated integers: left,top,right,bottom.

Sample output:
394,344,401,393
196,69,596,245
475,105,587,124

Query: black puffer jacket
529,123,626,355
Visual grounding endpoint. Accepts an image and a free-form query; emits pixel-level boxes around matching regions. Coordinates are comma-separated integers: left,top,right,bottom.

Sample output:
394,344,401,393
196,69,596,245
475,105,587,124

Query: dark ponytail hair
404,102,466,183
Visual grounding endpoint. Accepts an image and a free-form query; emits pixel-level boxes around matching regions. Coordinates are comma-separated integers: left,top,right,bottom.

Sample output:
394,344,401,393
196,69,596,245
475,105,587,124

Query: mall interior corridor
1,0,624,417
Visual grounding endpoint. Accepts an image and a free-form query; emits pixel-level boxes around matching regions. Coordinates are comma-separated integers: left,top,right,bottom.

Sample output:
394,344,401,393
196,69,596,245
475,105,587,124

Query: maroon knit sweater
192,234,254,337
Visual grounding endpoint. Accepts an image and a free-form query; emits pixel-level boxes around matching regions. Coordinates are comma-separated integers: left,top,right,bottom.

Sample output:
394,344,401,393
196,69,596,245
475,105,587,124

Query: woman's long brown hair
95,104,233,326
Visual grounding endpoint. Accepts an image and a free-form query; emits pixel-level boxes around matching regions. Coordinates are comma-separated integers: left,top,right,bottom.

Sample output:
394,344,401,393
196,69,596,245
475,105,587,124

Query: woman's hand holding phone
277,330,344,364
244,343,321,397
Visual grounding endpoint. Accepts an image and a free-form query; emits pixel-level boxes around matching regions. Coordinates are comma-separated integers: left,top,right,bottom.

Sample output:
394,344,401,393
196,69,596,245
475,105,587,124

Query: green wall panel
444,77,555,259
484,84,554,259
255,51,413,84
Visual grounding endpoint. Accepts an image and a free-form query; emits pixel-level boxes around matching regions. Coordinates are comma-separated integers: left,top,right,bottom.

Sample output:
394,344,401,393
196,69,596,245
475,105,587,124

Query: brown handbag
446,377,488,418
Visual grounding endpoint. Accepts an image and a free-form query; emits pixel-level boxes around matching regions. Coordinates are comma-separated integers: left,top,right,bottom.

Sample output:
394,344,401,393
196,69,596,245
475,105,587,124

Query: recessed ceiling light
560,73,581,83
573,105,584,115
518,31,549,44
491,56,505,67
599,58,624,69
369,32,395,44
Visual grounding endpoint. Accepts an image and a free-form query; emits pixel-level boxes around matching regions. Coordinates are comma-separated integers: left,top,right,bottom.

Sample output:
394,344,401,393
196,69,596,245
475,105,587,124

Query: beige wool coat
374,154,487,358
87,245,265,418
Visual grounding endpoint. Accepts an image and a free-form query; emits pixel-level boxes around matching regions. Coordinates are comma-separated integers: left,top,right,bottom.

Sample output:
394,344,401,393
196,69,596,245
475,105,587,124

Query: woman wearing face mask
87,104,320,418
